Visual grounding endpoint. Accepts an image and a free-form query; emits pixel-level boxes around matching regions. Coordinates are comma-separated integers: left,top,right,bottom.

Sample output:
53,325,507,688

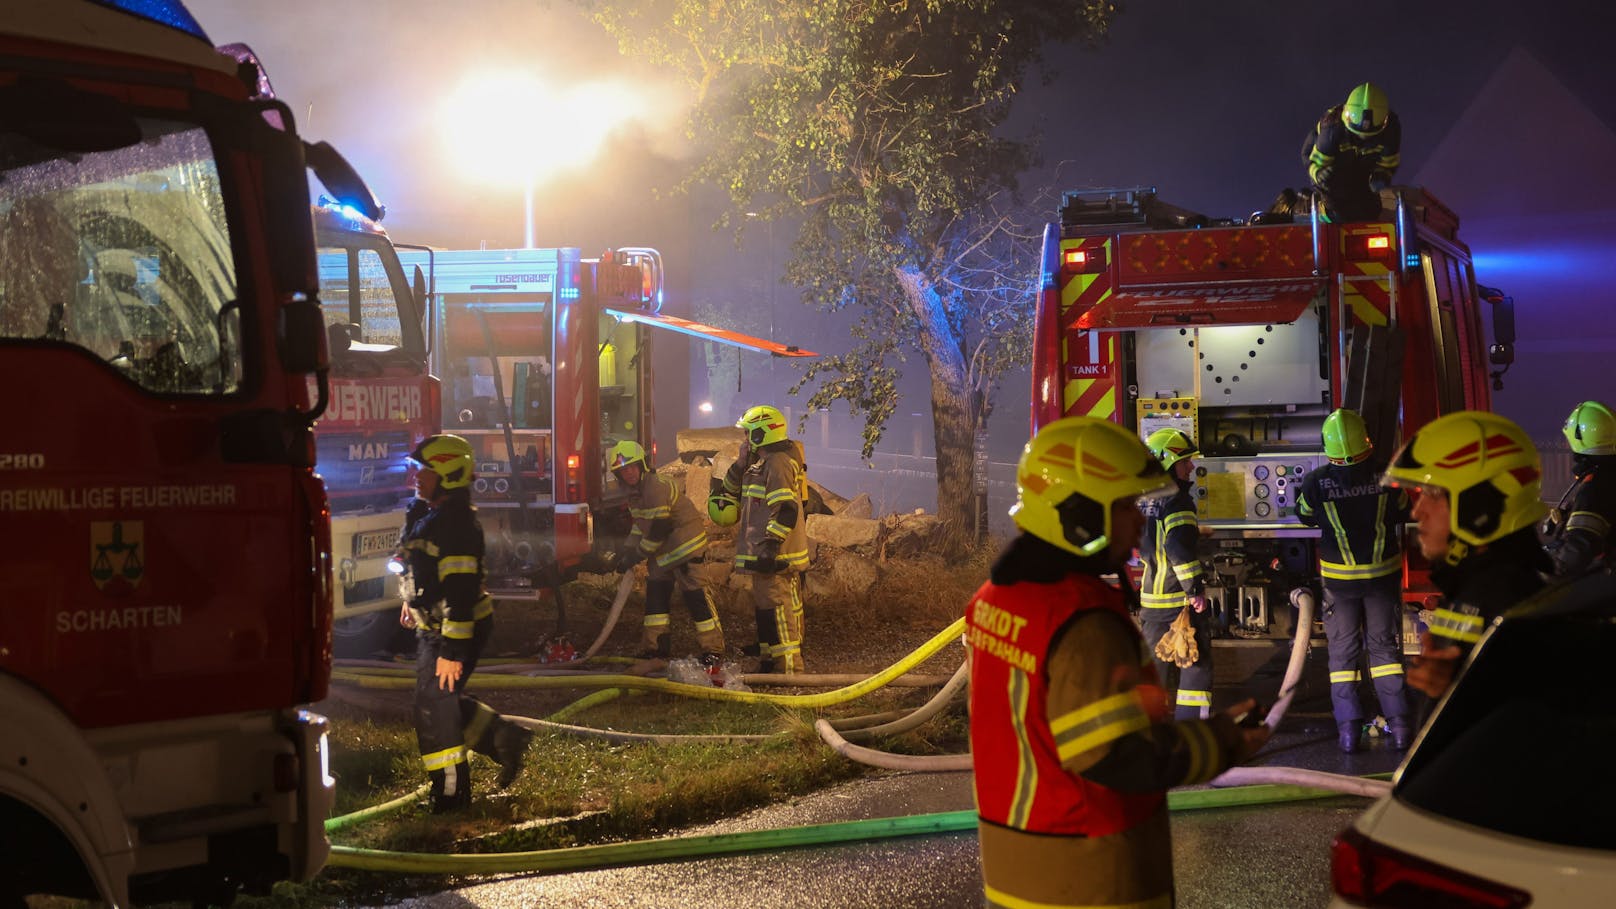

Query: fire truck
1032,187,1517,639
0,1,367,903
311,204,438,655
395,246,812,601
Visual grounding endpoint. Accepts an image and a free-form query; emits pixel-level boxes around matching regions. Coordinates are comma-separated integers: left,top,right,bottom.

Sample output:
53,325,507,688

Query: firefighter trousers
748,569,804,673
1139,605,1214,720
642,560,725,658
1322,574,1409,725
413,616,515,808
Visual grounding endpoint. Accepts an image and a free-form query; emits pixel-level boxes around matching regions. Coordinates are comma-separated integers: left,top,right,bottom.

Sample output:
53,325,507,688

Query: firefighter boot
428,766,472,813
494,723,534,789
1338,721,1362,754
1388,716,1414,751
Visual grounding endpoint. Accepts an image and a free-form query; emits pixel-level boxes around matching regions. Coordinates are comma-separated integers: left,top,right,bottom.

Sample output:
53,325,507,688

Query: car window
1396,597,1616,851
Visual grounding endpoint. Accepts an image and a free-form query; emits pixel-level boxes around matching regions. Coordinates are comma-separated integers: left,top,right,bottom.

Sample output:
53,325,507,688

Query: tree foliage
587,0,1119,535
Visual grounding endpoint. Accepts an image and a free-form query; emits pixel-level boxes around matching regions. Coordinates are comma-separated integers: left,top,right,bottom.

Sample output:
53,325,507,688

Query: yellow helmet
1323,408,1373,464
1341,82,1390,137
707,492,740,526
1145,427,1198,471
1562,401,1616,456
1381,411,1546,549
1012,416,1175,557
407,433,475,490
737,404,789,447
607,439,648,472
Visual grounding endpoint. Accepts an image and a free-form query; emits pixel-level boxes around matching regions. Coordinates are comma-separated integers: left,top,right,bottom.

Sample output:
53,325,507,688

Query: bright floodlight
441,70,643,187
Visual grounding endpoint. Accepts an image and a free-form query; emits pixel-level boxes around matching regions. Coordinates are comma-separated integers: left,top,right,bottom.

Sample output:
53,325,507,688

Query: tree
587,0,1118,542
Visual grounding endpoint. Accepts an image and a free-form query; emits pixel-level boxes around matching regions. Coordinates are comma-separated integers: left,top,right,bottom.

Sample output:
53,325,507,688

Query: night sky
186,0,1616,462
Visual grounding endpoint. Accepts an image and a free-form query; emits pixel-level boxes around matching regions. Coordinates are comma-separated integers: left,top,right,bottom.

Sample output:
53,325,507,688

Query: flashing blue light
1404,254,1421,268
559,287,581,300
92,0,210,42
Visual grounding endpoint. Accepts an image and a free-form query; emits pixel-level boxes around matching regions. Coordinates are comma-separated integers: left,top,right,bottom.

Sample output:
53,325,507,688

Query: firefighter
714,405,808,673
1137,427,1214,720
1302,81,1401,223
1381,412,1550,702
1295,409,1413,753
1543,401,1616,577
607,440,726,676
397,433,532,812
967,416,1270,908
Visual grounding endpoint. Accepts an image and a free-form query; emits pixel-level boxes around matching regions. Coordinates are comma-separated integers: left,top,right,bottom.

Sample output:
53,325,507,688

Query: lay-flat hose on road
325,776,1387,875
324,603,1388,877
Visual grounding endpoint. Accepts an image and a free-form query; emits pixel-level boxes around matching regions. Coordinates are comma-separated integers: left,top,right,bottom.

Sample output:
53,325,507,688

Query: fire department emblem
90,520,144,595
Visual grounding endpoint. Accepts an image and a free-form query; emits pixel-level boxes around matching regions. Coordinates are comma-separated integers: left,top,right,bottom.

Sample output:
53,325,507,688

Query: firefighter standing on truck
713,405,808,673
608,440,727,676
1137,427,1214,720
1303,81,1401,223
1295,409,1413,753
397,434,532,812
966,416,1270,908
1381,412,1550,703
1543,400,1616,577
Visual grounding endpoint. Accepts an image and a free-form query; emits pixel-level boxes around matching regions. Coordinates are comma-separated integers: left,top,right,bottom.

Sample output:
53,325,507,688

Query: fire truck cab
396,245,812,600
0,0,362,904
1033,187,1517,639
312,204,438,654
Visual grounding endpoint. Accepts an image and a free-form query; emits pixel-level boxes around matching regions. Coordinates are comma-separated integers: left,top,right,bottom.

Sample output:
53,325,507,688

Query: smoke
187,0,695,247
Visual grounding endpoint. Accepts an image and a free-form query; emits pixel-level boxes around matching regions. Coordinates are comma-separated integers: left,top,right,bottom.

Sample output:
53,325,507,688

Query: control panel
1137,396,1197,446
1190,453,1326,524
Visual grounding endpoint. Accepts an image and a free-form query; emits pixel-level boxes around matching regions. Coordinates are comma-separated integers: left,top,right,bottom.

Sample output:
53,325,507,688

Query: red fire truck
0,1,366,903
395,246,813,601
1032,187,1516,638
312,204,439,655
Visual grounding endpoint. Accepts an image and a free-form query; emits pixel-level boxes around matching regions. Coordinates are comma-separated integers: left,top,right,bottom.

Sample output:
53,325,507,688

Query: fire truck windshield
0,117,242,395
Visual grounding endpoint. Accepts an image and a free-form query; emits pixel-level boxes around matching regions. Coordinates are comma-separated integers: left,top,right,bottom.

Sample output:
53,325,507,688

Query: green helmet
1145,427,1199,471
1012,417,1174,557
737,404,789,447
1341,82,1390,137
407,433,475,490
1381,411,1546,551
1562,401,1616,456
607,439,648,472
1323,408,1373,464
707,492,740,526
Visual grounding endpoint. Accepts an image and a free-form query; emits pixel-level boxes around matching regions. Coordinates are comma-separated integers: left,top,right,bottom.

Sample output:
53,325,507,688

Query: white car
1329,572,1616,908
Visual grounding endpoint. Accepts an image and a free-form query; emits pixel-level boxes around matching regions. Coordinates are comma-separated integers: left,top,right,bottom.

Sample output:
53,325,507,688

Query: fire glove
753,539,787,574
619,548,647,572
1153,605,1200,669
1312,164,1334,187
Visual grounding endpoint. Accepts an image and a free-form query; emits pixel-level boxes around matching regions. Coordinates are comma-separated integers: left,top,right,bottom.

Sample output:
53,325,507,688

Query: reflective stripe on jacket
627,472,707,568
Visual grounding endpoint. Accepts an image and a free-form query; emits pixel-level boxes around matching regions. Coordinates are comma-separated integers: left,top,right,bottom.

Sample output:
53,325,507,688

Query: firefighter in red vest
966,416,1270,908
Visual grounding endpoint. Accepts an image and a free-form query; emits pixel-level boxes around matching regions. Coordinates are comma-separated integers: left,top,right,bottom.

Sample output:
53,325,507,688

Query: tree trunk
895,265,978,550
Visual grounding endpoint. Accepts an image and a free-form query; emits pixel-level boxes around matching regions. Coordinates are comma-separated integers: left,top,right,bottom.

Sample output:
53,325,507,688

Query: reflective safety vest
967,572,1168,838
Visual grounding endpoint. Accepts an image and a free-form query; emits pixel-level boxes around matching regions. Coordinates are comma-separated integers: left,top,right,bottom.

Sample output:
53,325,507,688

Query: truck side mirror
305,140,382,222
1480,284,1515,366
279,295,328,375
412,264,432,354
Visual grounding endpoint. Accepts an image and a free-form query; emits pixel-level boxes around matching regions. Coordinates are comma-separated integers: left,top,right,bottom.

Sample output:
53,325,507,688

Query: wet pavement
394,639,1406,908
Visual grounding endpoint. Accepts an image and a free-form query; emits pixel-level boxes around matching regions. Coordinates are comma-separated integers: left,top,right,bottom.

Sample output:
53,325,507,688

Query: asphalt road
392,698,1404,909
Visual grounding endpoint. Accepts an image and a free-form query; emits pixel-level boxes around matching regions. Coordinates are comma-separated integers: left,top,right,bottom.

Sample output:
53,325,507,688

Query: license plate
353,528,399,558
